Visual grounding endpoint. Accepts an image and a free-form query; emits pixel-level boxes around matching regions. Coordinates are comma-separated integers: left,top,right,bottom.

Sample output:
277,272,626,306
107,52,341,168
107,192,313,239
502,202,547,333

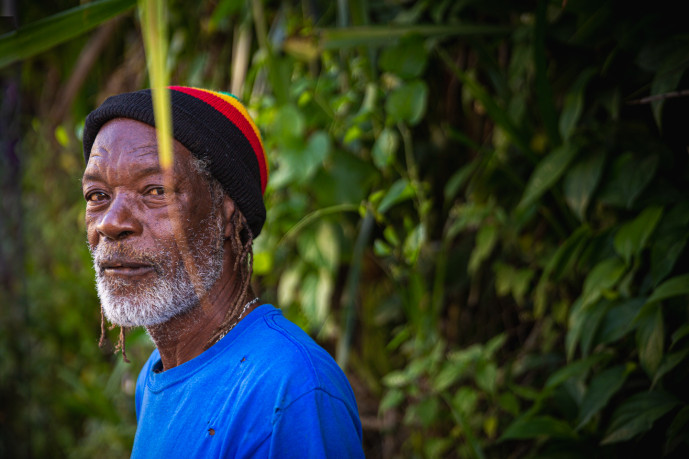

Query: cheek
85,212,99,246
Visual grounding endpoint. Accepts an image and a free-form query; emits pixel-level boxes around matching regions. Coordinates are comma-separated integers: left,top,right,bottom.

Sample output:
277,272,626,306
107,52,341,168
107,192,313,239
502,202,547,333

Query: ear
221,195,236,239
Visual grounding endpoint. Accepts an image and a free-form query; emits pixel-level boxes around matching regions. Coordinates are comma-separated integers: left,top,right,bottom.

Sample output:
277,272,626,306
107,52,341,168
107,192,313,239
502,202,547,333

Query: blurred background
2,0,689,457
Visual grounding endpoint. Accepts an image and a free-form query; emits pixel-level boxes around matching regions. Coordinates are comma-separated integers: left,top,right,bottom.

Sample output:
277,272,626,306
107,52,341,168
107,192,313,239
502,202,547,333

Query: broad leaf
0,0,136,68
320,24,510,50
534,225,590,317
598,153,658,209
646,274,689,305
671,324,689,348
468,224,498,275
650,62,685,129
379,38,428,79
652,349,689,389
577,364,633,429
386,80,428,125
545,353,607,390
665,406,689,454
372,128,399,170
564,153,606,221
379,389,405,412
518,144,577,210
559,69,596,141
595,298,645,345
579,300,609,357
500,416,577,441
613,206,664,265
602,391,677,444
378,179,415,214
649,195,689,284
580,257,626,308
636,305,665,377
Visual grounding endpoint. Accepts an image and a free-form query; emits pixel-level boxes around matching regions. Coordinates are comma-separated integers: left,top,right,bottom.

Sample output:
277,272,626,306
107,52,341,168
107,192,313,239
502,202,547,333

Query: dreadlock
194,157,256,348
98,308,130,363
204,208,254,349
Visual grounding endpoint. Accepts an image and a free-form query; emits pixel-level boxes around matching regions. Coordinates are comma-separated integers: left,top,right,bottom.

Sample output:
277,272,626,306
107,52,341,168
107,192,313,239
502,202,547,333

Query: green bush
1,0,688,457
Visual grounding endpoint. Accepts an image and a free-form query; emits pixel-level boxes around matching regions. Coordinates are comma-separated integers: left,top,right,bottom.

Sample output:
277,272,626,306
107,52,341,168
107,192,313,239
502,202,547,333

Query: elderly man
81,87,364,457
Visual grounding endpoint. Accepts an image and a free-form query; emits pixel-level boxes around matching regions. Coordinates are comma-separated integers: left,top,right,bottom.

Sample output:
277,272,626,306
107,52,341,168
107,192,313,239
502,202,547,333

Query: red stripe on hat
169,86,267,193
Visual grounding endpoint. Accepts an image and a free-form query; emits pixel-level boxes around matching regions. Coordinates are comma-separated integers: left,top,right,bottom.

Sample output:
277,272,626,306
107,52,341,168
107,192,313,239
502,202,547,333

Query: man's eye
147,187,165,196
86,192,108,202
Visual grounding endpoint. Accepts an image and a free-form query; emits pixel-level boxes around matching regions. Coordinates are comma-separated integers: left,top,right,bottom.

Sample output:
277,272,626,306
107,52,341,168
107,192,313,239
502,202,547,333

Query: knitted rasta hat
82,86,269,237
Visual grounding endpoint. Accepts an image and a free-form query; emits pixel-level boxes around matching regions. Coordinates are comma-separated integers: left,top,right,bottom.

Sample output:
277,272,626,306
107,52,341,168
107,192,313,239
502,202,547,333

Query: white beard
90,213,224,327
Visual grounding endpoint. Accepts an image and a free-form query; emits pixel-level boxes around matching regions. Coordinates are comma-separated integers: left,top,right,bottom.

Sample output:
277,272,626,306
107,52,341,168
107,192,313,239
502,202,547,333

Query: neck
146,259,255,371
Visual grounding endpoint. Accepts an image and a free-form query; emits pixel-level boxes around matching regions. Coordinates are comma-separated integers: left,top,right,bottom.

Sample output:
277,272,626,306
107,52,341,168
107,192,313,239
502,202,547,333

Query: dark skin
83,118,256,370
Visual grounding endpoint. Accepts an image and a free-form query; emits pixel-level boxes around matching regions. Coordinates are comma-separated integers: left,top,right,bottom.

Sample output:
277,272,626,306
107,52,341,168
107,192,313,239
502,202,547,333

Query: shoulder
241,307,349,389
236,306,353,400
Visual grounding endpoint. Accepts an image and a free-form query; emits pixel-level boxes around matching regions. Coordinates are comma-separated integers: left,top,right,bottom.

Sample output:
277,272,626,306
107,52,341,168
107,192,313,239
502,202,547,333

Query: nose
96,193,141,241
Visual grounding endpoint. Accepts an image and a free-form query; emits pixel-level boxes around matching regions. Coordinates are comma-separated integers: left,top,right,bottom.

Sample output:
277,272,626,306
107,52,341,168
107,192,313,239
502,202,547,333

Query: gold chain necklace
213,297,260,345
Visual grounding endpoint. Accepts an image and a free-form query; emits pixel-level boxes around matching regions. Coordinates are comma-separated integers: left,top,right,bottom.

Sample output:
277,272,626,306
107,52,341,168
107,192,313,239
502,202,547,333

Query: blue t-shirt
133,304,364,458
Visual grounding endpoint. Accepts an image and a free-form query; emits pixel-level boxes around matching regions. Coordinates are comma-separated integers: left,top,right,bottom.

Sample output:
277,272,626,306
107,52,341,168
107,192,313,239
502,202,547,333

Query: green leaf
559,69,596,141
650,62,685,129
646,274,689,305
444,162,476,202
433,361,469,392
493,263,534,306
0,0,136,68
636,305,665,376
485,333,507,357
580,257,626,308
545,353,606,390
665,405,689,454
271,104,306,146
314,222,340,271
613,206,664,265
564,154,606,221
652,349,689,389
277,263,303,306
577,364,633,429
602,391,677,444
299,270,332,325
378,179,415,214
534,225,590,316
271,131,330,188
379,38,428,79
517,144,578,210
379,389,405,412
451,387,479,417
383,370,411,388
498,392,520,416
500,416,577,441
386,80,428,125
650,203,689,285
579,300,609,357
468,225,498,275
599,153,658,209
319,24,510,50
476,362,498,395
671,324,689,348
372,128,399,170
403,223,426,265
566,297,587,360
596,298,645,345
406,397,439,428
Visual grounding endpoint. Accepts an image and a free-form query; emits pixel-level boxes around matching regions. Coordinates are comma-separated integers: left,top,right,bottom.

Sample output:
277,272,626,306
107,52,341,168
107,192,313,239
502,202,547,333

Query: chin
97,277,199,327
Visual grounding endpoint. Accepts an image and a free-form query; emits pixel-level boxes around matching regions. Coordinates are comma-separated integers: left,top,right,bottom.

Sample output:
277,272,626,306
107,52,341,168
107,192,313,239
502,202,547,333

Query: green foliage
2,0,689,457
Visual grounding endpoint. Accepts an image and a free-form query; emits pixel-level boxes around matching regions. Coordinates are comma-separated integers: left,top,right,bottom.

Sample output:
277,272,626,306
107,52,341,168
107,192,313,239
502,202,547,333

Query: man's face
82,118,225,327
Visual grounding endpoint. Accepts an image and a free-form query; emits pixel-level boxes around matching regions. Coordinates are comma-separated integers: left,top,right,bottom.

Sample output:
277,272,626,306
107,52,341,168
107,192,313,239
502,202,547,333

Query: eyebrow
81,165,164,187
